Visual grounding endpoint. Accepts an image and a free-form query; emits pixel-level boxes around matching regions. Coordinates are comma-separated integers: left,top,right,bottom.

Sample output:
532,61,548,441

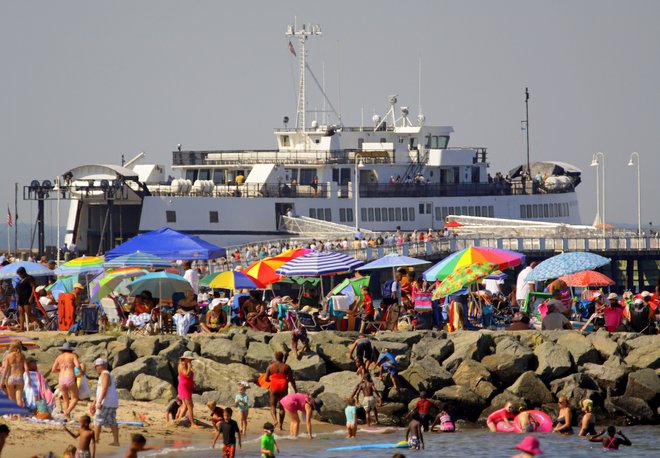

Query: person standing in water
264,351,297,431
589,426,632,450
51,342,83,420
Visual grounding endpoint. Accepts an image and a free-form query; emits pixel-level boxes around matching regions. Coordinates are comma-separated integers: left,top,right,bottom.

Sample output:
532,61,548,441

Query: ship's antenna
418,56,425,126
286,21,321,131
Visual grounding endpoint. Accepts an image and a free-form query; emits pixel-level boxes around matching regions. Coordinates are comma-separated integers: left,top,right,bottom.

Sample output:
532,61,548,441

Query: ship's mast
286,22,321,131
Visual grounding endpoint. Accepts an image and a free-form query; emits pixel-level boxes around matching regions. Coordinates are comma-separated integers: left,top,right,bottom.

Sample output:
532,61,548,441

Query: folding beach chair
33,291,58,331
294,311,335,332
99,297,127,329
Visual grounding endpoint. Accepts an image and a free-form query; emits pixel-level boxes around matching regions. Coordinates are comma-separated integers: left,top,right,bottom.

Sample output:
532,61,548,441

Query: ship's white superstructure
47,24,582,254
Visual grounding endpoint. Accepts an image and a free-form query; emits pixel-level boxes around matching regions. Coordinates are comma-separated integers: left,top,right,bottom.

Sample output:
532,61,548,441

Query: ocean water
115,425,660,457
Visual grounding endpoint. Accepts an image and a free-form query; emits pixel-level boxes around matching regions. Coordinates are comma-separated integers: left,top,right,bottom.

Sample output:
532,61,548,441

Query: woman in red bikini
264,351,297,431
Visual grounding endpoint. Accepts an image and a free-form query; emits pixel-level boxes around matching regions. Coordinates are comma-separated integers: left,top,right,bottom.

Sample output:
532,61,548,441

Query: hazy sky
2,0,659,247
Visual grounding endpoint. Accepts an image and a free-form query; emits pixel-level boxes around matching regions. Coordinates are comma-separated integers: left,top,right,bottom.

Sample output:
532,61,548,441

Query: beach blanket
127,313,152,328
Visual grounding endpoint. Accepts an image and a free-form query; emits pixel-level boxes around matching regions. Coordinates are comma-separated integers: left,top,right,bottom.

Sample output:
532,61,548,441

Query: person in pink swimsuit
51,342,83,420
177,351,199,428
279,393,323,439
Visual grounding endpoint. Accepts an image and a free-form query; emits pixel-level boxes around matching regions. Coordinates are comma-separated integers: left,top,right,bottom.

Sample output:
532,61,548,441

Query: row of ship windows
434,205,495,221
166,210,219,224
520,202,569,219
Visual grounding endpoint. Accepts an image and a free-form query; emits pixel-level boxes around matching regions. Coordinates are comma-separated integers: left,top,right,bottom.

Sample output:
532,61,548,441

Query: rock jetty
28,329,660,426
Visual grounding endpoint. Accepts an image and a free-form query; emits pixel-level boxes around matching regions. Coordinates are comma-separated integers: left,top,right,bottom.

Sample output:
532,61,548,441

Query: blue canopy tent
104,227,226,261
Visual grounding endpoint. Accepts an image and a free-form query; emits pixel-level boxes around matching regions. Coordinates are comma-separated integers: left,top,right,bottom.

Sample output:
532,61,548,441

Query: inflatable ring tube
513,410,553,433
495,421,516,433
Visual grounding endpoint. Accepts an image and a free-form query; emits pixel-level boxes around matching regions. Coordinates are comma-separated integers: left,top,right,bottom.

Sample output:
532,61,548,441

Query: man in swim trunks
349,335,374,371
264,351,297,431
91,358,119,446
351,373,381,426
589,426,632,450
487,401,516,432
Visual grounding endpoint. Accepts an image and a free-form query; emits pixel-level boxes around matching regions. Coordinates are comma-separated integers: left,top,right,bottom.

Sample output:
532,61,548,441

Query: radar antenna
286,22,322,131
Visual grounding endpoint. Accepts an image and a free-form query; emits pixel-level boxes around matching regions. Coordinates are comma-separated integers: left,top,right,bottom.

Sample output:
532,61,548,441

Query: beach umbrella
55,256,105,276
89,267,149,302
127,271,192,299
444,221,464,228
357,253,430,271
558,270,614,287
278,248,313,259
432,262,498,299
525,252,611,282
0,261,53,279
0,391,30,416
328,276,370,297
244,259,284,286
46,276,76,301
0,334,38,348
200,270,265,290
104,251,172,268
275,251,364,277
423,247,525,281
485,270,508,280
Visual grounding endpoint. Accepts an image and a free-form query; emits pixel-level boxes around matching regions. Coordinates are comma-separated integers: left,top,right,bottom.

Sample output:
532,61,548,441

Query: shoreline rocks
26,329,660,427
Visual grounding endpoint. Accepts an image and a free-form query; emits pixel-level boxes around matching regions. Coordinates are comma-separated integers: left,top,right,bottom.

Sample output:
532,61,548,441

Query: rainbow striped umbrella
89,267,149,302
423,247,525,281
432,262,498,299
55,256,105,276
0,334,38,348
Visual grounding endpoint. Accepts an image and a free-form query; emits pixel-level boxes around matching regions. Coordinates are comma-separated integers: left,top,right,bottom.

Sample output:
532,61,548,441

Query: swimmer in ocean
589,426,632,450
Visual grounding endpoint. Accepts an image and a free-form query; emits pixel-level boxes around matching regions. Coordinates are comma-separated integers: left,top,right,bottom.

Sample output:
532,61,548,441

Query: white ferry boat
26,24,582,255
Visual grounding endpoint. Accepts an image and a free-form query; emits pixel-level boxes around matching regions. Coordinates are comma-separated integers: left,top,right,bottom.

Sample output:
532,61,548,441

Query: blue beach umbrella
127,271,193,298
356,253,430,271
0,261,52,280
525,252,611,282
0,390,30,416
275,251,364,277
104,251,172,269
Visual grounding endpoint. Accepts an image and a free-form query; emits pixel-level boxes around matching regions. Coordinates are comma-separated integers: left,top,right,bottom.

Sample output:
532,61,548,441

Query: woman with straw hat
177,351,199,428
51,342,83,420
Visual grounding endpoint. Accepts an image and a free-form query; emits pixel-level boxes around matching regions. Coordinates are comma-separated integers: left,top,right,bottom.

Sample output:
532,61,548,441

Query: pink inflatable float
513,410,553,433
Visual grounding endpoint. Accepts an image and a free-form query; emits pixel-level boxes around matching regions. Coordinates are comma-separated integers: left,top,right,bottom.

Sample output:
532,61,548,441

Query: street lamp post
627,152,641,237
354,153,364,232
590,152,605,238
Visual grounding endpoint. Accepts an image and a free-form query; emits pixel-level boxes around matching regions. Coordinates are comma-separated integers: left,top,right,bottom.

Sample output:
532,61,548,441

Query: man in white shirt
182,260,199,293
515,261,537,309
482,277,504,296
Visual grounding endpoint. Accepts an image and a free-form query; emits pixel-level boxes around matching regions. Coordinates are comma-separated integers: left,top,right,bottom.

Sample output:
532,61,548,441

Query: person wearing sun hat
178,351,200,429
512,435,543,457
603,292,624,332
51,342,83,420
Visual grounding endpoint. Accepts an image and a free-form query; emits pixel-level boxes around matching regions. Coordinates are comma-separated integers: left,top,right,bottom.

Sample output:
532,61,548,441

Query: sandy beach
2,400,339,457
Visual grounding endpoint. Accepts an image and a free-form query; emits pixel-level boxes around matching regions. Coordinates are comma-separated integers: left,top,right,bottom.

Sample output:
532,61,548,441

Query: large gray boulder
286,353,326,381
130,336,161,359
268,332,292,355
508,371,554,406
482,337,535,386
549,373,602,408
410,337,454,364
200,338,247,364
377,402,408,426
130,374,176,402
587,330,619,359
112,356,174,389
318,371,361,400
158,339,189,361
374,331,425,345
245,342,276,372
107,341,132,368
534,341,574,382
317,392,349,425
316,343,356,372
625,346,660,370
192,358,259,392
442,331,494,373
605,394,655,423
581,362,627,394
432,385,487,421
296,381,325,397
399,356,453,394
371,341,410,358
556,333,601,365
623,335,658,351
624,369,660,404
244,328,272,344
452,359,497,400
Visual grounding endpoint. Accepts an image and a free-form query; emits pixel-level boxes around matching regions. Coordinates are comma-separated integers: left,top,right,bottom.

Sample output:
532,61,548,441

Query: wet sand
2,400,339,457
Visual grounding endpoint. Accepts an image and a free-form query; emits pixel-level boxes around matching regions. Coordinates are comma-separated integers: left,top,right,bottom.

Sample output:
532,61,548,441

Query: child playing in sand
62,445,77,458
206,400,224,428
165,398,182,423
235,382,250,435
63,415,95,458
345,398,357,438
124,434,159,458
260,422,279,458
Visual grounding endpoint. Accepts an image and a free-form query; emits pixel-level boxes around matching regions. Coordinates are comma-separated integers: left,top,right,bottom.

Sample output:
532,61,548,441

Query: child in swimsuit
345,398,357,438
589,426,632,450
405,412,424,450
235,382,249,435
62,415,95,458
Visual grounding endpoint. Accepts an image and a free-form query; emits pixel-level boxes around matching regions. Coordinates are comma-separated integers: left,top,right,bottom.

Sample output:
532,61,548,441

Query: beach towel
23,371,55,411
413,292,433,312
330,296,352,311
173,312,195,336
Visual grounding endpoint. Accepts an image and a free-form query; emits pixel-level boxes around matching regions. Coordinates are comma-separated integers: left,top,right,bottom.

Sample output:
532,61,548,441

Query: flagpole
6,206,10,256
14,182,18,255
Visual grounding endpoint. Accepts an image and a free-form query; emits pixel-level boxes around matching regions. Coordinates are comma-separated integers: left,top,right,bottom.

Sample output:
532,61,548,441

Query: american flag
288,40,296,57
6,207,12,227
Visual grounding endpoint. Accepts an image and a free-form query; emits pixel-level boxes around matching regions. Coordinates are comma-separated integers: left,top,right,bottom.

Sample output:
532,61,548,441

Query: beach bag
77,375,93,400
414,292,433,312
35,399,51,420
